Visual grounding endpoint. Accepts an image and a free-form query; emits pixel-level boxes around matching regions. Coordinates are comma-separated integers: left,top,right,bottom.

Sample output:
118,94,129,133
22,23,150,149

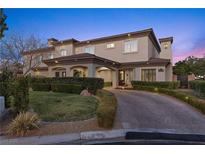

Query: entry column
112,69,119,88
88,64,96,77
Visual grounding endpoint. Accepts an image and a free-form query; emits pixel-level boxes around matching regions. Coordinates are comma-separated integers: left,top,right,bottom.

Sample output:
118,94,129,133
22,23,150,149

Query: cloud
173,35,205,64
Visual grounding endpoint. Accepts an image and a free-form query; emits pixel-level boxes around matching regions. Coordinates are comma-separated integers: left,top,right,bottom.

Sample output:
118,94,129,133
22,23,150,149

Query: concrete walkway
111,89,205,134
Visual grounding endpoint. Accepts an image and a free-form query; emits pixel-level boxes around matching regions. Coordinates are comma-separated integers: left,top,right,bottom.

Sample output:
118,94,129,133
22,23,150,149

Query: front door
119,70,125,86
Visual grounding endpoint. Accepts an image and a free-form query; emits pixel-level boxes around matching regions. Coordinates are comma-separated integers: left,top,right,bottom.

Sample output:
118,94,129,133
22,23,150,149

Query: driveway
111,89,205,134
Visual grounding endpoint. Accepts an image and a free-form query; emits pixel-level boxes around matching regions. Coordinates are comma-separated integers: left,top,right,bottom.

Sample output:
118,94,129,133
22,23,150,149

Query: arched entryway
70,65,88,77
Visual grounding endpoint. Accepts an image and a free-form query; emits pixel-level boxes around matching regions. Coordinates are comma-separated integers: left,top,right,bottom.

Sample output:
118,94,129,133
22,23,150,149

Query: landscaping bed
30,91,99,122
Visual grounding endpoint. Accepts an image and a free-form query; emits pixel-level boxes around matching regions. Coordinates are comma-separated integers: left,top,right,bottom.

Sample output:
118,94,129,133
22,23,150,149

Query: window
60,49,67,56
62,71,66,77
48,53,54,59
141,69,156,82
124,40,138,53
55,72,60,78
84,46,95,54
36,55,42,64
107,43,115,49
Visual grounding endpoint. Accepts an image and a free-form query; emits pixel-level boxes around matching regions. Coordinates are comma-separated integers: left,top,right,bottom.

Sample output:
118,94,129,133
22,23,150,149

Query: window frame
124,39,138,53
84,46,95,54
141,69,156,82
106,43,115,49
60,49,67,56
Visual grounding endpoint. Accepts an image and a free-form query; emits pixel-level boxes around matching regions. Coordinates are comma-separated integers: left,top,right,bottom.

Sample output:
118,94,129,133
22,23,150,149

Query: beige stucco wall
96,69,112,82
74,36,149,63
160,41,173,63
148,38,159,59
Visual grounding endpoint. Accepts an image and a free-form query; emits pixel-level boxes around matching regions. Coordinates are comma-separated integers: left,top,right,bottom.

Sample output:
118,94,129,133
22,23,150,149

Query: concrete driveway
111,89,205,134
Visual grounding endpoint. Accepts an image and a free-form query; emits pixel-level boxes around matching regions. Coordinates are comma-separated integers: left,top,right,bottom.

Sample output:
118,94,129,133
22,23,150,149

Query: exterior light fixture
164,43,168,49
55,60,58,63
128,33,131,37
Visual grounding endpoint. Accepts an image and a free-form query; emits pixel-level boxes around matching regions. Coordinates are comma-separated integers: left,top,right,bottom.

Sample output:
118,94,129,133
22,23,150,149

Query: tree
174,56,205,76
0,34,46,75
0,9,8,39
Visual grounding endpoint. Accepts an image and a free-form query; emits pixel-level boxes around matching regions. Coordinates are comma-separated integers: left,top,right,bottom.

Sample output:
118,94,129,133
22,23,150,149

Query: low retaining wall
0,96,5,119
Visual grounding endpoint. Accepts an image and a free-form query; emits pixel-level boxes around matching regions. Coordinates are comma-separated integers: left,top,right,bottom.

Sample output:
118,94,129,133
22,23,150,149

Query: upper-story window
84,46,95,54
36,55,42,64
48,53,54,59
107,43,115,49
124,40,138,53
60,49,67,56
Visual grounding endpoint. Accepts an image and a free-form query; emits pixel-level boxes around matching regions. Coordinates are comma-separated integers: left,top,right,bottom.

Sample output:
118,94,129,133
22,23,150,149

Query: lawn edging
132,86,205,114
96,89,118,129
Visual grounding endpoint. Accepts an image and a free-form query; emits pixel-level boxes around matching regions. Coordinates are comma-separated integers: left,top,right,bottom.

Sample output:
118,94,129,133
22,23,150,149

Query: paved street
111,89,205,134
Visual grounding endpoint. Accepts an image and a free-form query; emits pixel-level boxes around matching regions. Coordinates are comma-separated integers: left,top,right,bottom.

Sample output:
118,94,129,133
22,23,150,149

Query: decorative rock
80,89,92,96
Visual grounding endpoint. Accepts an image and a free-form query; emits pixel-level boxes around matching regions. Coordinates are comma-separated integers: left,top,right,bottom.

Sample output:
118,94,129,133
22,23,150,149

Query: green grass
29,91,99,122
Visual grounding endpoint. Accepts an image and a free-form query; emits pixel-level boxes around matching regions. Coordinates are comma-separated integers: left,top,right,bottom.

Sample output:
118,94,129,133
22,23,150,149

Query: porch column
88,64,96,77
112,69,119,88
66,66,71,77
48,67,52,77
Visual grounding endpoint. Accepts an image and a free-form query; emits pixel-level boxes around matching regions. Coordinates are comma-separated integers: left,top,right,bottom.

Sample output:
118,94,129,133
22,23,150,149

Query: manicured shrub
104,82,112,87
189,80,205,97
96,90,117,128
7,112,40,136
30,77,104,94
0,68,14,108
51,83,82,94
31,83,51,91
11,77,29,113
131,81,180,89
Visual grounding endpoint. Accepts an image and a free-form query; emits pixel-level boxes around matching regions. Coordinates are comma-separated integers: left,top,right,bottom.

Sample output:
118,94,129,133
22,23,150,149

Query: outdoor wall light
164,43,169,49
55,60,58,63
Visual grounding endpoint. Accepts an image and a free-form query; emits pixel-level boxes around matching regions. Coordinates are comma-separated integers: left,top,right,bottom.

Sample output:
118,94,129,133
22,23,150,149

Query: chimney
159,37,173,63
47,38,58,47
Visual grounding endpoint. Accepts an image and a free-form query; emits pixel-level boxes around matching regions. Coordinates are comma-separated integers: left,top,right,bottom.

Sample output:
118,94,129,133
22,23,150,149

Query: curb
2,128,205,144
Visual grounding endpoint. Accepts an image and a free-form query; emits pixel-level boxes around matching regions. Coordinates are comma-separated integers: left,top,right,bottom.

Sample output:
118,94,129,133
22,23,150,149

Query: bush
0,68,14,108
131,81,179,89
51,83,82,94
189,80,205,96
104,82,112,87
7,112,40,136
32,83,51,91
11,77,29,113
96,90,117,128
30,77,104,94
132,85,205,114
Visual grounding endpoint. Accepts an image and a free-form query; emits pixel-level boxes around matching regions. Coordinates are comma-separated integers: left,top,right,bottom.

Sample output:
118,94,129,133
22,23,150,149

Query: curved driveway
111,89,205,134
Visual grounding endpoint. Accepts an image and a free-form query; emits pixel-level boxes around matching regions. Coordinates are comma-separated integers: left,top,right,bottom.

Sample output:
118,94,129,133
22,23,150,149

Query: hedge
51,83,82,94
131,81,180,89
104,82,112,87
12,77,30,113
189,80,205,97
29,77,104,94
133,86,205,114
96,89,117,128
32,83,51,91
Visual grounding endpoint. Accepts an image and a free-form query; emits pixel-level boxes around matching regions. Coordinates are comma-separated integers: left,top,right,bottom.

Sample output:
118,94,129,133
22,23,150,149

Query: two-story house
22,28,173,87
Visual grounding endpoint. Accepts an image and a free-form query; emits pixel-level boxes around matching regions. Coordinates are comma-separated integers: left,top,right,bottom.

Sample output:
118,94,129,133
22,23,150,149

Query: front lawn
29,91,99,122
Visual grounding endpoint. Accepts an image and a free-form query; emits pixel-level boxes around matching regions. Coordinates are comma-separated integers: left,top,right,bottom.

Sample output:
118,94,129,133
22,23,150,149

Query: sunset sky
4,8,205,64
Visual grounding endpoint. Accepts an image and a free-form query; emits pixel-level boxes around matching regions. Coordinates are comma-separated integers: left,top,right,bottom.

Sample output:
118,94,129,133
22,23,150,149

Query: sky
4,8,205,63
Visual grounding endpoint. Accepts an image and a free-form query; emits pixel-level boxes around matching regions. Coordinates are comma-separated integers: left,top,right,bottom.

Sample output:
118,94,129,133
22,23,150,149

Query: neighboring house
22,28,173,87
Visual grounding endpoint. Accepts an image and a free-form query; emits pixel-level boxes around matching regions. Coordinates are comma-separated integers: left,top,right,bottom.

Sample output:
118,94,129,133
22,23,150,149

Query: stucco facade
22,28,173,87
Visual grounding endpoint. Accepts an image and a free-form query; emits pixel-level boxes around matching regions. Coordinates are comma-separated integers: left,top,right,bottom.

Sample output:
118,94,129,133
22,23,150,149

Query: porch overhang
43,53,121,69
